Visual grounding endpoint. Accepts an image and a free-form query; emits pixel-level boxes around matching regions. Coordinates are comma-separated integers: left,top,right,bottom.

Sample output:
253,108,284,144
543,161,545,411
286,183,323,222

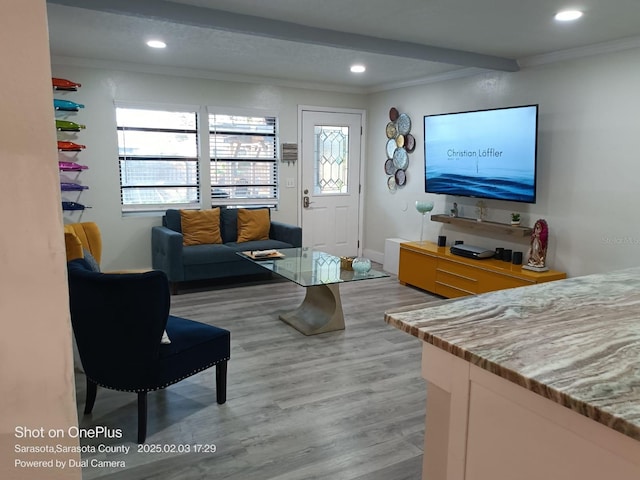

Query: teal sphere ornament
351,257,372,274
415,200,434,214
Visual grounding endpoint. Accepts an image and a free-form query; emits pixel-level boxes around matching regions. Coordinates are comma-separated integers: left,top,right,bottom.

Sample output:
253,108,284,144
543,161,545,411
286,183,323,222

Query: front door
300,110,363,257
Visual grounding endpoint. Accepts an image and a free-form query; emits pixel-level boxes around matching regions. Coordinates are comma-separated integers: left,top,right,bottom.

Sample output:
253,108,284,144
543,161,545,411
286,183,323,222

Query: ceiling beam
47,0,519,72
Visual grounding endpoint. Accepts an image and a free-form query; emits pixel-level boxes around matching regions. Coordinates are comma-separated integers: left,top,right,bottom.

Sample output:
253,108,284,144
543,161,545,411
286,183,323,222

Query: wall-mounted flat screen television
424,104,538,203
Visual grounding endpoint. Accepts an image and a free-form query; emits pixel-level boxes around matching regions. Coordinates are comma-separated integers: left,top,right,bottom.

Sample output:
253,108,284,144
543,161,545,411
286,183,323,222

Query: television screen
424,104,538,203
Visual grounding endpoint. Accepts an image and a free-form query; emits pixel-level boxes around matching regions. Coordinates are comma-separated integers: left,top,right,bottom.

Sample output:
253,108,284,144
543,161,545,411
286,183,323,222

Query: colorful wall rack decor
55,77,89,214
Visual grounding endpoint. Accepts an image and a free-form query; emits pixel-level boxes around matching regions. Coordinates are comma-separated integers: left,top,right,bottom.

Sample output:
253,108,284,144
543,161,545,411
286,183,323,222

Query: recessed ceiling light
146,40,167,49
350,64,366,73
555,10,583,21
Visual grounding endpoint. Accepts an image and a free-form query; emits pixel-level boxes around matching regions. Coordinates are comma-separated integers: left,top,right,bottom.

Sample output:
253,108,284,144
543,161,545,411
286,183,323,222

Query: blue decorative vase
351,257,372,274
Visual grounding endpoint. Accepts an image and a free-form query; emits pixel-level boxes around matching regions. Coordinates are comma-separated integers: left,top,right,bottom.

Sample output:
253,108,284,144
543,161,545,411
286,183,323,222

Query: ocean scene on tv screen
424,105,537,203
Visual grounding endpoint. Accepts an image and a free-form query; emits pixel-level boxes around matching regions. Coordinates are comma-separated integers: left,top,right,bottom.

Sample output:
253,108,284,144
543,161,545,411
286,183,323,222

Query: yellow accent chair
64,221,102,265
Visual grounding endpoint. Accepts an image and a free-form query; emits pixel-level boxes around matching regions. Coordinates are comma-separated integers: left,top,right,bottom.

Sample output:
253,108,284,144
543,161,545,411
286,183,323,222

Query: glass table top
238,247,389,288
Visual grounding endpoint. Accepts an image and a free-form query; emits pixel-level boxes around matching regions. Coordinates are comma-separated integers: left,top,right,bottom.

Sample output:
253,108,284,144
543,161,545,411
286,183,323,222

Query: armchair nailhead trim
87,357,230,393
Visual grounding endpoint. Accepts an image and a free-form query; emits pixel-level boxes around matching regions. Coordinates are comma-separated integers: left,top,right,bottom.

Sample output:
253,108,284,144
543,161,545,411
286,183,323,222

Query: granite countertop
385,267,640,441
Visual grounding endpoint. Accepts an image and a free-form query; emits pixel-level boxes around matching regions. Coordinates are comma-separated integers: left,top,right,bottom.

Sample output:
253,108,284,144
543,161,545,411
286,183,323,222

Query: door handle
303,189,314,208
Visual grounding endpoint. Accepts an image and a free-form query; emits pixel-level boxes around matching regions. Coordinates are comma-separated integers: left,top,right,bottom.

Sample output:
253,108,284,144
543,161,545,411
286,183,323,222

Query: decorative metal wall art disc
405,133,416,153
384,107,412,190
397,113,411,135
392,147,409,170
386,138,397,159
385,122,397,139
384,158,397,175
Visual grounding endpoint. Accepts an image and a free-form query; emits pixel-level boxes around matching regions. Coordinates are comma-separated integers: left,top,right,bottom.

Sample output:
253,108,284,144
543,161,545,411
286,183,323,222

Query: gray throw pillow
82,248,100,272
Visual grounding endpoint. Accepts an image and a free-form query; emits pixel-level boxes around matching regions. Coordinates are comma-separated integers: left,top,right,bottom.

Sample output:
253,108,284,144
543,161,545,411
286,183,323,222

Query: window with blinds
117,107,200,212
209,114,278,207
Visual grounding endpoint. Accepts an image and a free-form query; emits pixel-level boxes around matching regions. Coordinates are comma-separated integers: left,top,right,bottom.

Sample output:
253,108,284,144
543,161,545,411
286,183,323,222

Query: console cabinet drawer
439,258,531,294
399,247,437,293
436,268,479,294
435,281,475,298
437,259,480,281
477,271,532,293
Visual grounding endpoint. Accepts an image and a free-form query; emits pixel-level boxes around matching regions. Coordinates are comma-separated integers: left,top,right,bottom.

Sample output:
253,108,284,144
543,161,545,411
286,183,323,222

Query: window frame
115,103,202,214
208,108,280,209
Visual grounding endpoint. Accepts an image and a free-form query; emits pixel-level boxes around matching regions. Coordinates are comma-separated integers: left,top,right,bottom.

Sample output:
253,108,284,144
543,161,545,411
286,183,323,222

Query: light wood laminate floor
74,272,439,479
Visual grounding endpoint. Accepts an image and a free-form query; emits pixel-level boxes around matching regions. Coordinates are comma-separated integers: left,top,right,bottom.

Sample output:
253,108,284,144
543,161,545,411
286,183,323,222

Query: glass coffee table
238,247,389,335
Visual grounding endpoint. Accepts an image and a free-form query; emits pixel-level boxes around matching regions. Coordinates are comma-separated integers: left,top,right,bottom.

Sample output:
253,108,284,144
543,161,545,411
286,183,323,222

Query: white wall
54,46,640,278
51,64,367,271
1,2,80,478
364,47,640,277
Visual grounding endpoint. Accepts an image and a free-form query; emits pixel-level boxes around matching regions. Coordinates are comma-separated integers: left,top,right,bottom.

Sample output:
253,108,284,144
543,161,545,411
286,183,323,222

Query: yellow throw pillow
180,208,222,246
237,208,270,243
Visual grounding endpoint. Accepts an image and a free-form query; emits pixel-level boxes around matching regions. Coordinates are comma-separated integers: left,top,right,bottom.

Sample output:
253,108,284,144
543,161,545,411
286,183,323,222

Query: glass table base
279,283,345,336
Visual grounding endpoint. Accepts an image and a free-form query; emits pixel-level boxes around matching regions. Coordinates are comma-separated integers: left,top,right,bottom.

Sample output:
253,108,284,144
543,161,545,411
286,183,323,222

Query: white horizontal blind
209,113,278,207
117,107,200,212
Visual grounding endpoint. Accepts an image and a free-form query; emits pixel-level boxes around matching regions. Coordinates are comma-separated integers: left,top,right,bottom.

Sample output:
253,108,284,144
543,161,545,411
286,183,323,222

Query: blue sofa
152,208,302,292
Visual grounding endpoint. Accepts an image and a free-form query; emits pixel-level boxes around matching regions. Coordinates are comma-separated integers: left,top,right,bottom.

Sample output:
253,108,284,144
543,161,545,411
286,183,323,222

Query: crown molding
519,35,640,68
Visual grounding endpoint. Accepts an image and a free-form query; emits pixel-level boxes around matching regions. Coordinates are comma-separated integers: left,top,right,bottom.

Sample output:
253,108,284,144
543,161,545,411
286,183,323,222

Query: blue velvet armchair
67,259,230,443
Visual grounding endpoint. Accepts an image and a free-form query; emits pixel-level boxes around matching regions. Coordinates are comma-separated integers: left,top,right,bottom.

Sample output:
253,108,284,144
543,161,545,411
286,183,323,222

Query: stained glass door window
313,125,349,195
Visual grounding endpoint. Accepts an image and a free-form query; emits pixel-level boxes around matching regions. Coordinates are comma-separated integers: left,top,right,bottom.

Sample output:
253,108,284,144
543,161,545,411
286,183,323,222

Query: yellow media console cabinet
399,241,566,298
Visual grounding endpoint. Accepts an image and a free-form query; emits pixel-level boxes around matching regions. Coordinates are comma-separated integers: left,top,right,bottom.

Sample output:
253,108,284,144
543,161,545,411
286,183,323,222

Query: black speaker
437,235,447,247
512,251,523,265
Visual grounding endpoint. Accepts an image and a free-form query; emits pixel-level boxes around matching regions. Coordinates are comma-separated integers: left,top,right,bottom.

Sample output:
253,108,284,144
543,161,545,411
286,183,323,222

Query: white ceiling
46,0,640,92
